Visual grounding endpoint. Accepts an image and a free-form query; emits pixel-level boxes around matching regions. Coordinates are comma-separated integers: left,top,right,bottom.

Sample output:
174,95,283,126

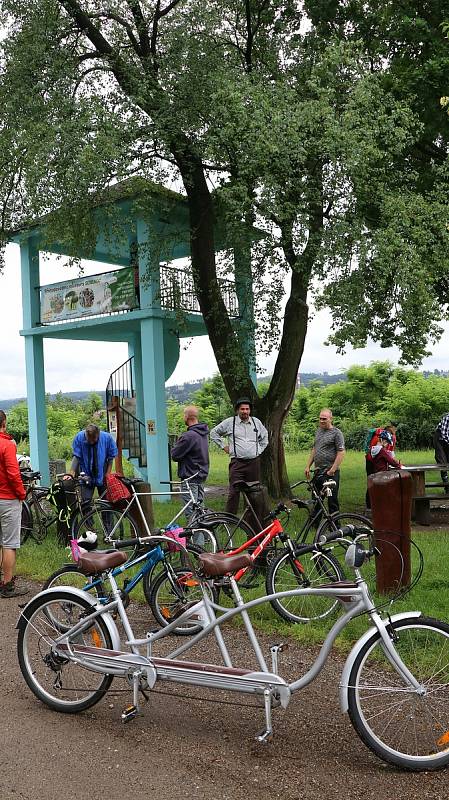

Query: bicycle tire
199,514,255,551
265,548,344,624
313,512,372,546
20,502,34,544
149,566,217,636
18,590,113,713
43,564,107,599
142,544,204,607
73,506,139,560
347,616,449,771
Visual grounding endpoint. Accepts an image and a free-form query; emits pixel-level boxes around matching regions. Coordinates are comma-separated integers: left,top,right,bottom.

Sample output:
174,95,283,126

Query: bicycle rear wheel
74,506,139,560
347,616,449,770
265,548,344,623
18,590,113,713
199,514,255,551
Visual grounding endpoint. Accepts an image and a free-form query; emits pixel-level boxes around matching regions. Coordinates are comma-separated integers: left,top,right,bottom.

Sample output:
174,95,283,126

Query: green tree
1,1,448,494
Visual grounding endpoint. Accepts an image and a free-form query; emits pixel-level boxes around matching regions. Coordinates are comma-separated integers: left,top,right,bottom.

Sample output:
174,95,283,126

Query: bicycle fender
339,611,422,713
16,585,122,651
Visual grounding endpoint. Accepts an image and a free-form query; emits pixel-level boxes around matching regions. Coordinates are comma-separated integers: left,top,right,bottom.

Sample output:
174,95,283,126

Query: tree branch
87,11,141,54
125,0,151,58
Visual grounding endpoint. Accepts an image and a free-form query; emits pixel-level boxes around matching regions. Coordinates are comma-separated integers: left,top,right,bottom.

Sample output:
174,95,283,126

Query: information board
40,267,137,323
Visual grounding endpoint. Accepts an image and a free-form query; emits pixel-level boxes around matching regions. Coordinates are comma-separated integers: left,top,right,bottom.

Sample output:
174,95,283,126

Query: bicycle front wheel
266,548,344,623
347,616,449,771
20,502,34,545
18,590,113,713
43,565,107,599
149,566,216,636
74,506,139,560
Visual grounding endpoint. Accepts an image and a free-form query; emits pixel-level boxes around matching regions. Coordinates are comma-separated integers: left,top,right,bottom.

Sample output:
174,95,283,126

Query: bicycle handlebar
317,524,374,546
316,524,357,546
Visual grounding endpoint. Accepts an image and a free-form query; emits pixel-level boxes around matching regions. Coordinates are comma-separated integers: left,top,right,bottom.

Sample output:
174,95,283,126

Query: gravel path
1,580,448,800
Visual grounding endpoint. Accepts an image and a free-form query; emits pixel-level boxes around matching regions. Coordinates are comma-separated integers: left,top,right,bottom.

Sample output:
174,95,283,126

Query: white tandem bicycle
17,529,449,772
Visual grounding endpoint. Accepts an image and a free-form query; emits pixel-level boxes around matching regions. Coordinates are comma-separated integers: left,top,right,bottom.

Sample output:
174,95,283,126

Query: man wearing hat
210,398,268,514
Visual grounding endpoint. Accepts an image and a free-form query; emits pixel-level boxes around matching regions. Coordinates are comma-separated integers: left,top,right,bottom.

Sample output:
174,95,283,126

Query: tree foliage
1,1,449,494
7,393,105,460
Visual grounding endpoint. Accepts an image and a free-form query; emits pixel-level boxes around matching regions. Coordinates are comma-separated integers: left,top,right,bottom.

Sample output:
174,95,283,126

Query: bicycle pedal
255,729,273,744
121,704,138,723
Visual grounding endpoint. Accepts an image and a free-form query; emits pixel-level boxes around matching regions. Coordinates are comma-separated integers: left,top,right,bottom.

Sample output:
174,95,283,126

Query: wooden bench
403,464,449,525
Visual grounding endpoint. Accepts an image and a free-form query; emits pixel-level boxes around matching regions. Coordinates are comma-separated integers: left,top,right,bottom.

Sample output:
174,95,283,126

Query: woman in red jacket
0,410,28,598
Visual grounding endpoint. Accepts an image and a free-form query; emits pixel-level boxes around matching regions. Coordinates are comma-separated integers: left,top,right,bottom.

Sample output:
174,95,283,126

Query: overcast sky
1,241,448,401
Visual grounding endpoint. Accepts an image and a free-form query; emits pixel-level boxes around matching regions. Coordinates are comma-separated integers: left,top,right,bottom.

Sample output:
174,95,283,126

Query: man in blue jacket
171,406,209,518
70,423,118,505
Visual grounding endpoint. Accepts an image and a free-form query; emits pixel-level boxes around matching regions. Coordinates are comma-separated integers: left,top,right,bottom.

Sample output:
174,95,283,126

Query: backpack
363,427,379,454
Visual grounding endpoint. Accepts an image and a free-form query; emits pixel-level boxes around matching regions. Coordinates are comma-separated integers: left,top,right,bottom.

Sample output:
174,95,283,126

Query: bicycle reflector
437,731,449,747
90,629,102,648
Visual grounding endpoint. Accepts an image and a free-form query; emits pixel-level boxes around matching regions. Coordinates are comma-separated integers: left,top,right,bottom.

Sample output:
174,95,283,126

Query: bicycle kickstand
121,670,144,723
256,689,273,744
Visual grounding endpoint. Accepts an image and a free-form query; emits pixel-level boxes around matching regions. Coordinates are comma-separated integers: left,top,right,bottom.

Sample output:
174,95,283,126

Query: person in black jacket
171,406,209,518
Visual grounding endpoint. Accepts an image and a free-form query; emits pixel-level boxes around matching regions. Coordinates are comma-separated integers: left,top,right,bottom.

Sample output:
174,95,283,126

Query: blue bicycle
43,537,217,635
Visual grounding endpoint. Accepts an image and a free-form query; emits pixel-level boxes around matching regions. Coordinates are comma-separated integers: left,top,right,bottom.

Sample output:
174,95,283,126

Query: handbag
104,473,132,504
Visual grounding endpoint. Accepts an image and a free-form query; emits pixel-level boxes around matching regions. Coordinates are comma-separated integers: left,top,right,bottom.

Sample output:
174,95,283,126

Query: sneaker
0,578,29,598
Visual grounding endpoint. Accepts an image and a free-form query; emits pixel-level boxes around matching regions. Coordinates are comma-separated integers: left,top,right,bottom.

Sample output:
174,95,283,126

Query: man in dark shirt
305,408,346,515
171,406,209,517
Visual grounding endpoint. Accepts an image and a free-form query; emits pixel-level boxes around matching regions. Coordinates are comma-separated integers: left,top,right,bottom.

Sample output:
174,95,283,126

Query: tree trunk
260,406,291,498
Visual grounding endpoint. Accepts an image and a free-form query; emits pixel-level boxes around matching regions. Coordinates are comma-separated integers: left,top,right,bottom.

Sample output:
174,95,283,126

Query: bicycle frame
21,536,424,743
98,480,202,543
291,477,344,544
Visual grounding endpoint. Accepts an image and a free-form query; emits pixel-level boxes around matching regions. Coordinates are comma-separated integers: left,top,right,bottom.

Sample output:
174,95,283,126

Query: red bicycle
149,503,346,628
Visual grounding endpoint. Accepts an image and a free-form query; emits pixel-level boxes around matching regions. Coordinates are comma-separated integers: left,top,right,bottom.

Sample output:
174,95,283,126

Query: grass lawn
16,448,449,648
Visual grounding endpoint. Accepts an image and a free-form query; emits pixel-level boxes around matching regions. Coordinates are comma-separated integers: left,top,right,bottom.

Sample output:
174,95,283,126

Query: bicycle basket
164,525,187,552
104,473,132,504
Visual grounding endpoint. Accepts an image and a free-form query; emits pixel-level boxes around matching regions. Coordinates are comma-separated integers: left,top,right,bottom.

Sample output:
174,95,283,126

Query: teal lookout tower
11,178,256,491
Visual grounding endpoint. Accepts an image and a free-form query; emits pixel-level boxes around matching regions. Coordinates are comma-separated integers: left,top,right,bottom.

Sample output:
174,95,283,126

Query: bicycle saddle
198,552,252,577
21,470,41,481
77,550,128,576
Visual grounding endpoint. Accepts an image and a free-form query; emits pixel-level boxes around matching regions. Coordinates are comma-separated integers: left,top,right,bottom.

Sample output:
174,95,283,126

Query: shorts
0,499,22,549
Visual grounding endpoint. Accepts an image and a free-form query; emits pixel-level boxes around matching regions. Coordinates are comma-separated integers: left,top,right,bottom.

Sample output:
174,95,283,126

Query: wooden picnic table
402,464,449,525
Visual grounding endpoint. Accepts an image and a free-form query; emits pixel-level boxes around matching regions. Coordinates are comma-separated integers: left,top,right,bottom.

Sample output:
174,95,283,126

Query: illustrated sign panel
40,267,137,323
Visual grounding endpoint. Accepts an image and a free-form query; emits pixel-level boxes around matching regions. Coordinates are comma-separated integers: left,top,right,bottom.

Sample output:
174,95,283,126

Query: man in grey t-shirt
305,408,345,515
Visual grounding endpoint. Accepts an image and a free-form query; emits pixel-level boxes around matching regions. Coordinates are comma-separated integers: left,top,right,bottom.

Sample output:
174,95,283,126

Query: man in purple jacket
171,406,209,518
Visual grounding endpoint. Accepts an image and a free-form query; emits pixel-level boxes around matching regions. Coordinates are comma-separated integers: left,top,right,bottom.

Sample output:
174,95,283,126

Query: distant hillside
0,391,106,410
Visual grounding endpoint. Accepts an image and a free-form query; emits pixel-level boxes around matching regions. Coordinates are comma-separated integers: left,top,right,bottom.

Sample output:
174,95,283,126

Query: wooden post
369,470,412,594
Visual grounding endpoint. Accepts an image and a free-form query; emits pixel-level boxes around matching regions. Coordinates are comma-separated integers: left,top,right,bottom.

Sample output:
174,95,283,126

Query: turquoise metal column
20,237,50,485
137,220,170,496
140,316,170,493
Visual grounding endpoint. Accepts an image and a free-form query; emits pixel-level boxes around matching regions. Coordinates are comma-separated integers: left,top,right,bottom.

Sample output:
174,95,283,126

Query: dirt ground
1,579,448,800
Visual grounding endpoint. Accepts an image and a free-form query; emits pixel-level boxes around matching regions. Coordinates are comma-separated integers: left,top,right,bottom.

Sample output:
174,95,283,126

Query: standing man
69,423,118,505
210,397,268,515
171,405,209,517
0,410,28,598
305,408,346,515
434,412,449,494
